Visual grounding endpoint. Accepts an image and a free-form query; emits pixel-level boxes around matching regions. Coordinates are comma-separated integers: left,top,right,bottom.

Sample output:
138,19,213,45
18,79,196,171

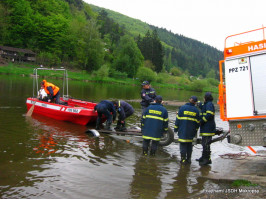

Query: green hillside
90,5,152,37
90,4,223,77
0,0,222,92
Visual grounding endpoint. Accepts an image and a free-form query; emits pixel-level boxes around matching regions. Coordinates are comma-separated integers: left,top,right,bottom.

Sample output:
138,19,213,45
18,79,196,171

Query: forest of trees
91,5,224,79
0,0,223,82
137,30,164,73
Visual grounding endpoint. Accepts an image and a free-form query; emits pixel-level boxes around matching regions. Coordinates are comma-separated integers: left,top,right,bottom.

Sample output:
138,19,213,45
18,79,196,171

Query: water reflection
190,165,213,198
0,75,232,199
33,132,58,155
25,115,103,159
165,165,191,198
130,156,162,198
129,151,215,199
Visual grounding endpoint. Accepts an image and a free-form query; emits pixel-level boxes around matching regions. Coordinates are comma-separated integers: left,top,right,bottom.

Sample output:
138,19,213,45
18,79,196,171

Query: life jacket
42,80,59,96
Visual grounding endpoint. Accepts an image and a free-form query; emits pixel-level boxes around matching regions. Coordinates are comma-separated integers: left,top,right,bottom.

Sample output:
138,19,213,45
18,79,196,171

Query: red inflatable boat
26,97,98,125
26,68,101,125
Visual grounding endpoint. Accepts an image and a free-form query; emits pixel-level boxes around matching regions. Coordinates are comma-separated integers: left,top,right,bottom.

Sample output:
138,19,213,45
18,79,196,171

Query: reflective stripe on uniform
178,138,193,142
149,110,162,115
201,111,214,116
200,132,215,136
184,111,197,116
145,115,168,121
202,117,207,122
177,116,199,123
206,110,214,115
142,135,161,141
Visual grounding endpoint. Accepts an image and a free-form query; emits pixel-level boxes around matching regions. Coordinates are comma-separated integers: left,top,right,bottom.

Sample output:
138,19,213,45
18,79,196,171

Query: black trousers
141,106,148,115
142,139,159,152
53,91,60,104
201,136,212,152
96,108,112,126
179,142,193,156
118,110,134,121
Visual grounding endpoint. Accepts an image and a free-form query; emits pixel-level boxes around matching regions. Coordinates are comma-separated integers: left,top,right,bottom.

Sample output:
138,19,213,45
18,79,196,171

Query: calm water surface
0,75,234,198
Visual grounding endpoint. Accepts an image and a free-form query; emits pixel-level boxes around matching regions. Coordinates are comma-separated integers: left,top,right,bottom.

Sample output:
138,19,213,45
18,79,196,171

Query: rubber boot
143,146,148,156
115,121,121,131
180,153,187,164
150,149,156,156
199,151,212,166
196,157,203,162
95,118,101,130
119,121,127,132
105,121,112,131
206,151,212,164
199,151,208,165
196,152,203,162
95,124,100,130
186,152,192,164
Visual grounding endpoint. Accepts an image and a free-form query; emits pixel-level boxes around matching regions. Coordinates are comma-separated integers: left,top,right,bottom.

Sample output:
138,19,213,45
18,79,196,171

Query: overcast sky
83,0,266,51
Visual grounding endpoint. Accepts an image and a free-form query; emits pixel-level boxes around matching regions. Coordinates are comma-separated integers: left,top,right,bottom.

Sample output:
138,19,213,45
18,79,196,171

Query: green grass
231,180,258,187
0,63,218,92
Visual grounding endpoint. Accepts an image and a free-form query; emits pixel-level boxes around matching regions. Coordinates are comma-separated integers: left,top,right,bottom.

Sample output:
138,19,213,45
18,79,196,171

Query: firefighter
140,81,157,114
174,96,200,164
41,80,60,104
141,95,168,156
197,92,216,165
94,100,116,131
112,100,134,131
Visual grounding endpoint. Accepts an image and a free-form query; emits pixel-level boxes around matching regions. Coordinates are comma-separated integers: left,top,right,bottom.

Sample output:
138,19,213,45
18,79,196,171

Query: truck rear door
225,57,254,118
250,54,266,115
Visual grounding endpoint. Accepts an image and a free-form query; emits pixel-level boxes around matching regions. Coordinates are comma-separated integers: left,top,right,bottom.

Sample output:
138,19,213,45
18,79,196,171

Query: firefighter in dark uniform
140,81,157,114
197,92,216,165
94,100,116,131
112,100,134,131
141,95,168,156
174,96,200,164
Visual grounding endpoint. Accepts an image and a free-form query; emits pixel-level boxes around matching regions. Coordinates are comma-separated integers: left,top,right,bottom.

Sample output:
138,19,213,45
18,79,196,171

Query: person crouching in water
112,100,134,132
41,80,60,104
174,96,200,164
141,95,168,156
94,100,116,131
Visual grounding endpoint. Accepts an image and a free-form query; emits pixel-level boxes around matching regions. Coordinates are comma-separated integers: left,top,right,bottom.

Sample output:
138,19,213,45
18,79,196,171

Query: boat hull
26,98,99,125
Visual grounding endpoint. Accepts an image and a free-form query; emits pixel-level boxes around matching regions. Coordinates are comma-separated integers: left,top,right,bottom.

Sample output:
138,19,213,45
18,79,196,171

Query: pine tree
137,30,164,73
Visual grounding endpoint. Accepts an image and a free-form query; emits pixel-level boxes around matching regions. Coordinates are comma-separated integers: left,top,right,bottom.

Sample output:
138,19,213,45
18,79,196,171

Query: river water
0,74,247,198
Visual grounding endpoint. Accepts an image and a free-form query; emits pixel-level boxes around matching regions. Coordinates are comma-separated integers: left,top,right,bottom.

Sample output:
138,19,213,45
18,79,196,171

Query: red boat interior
61,98,97,109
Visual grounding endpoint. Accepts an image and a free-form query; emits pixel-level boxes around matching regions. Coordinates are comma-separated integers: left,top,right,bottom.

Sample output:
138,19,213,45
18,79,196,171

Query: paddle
26,101,36,117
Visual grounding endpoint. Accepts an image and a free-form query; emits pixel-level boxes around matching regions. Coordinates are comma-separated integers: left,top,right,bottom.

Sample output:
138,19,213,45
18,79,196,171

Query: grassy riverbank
0,63,218,93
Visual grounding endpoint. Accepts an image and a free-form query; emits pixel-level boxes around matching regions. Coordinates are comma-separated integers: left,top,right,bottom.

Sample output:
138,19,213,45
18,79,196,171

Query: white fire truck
218,27,266,146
